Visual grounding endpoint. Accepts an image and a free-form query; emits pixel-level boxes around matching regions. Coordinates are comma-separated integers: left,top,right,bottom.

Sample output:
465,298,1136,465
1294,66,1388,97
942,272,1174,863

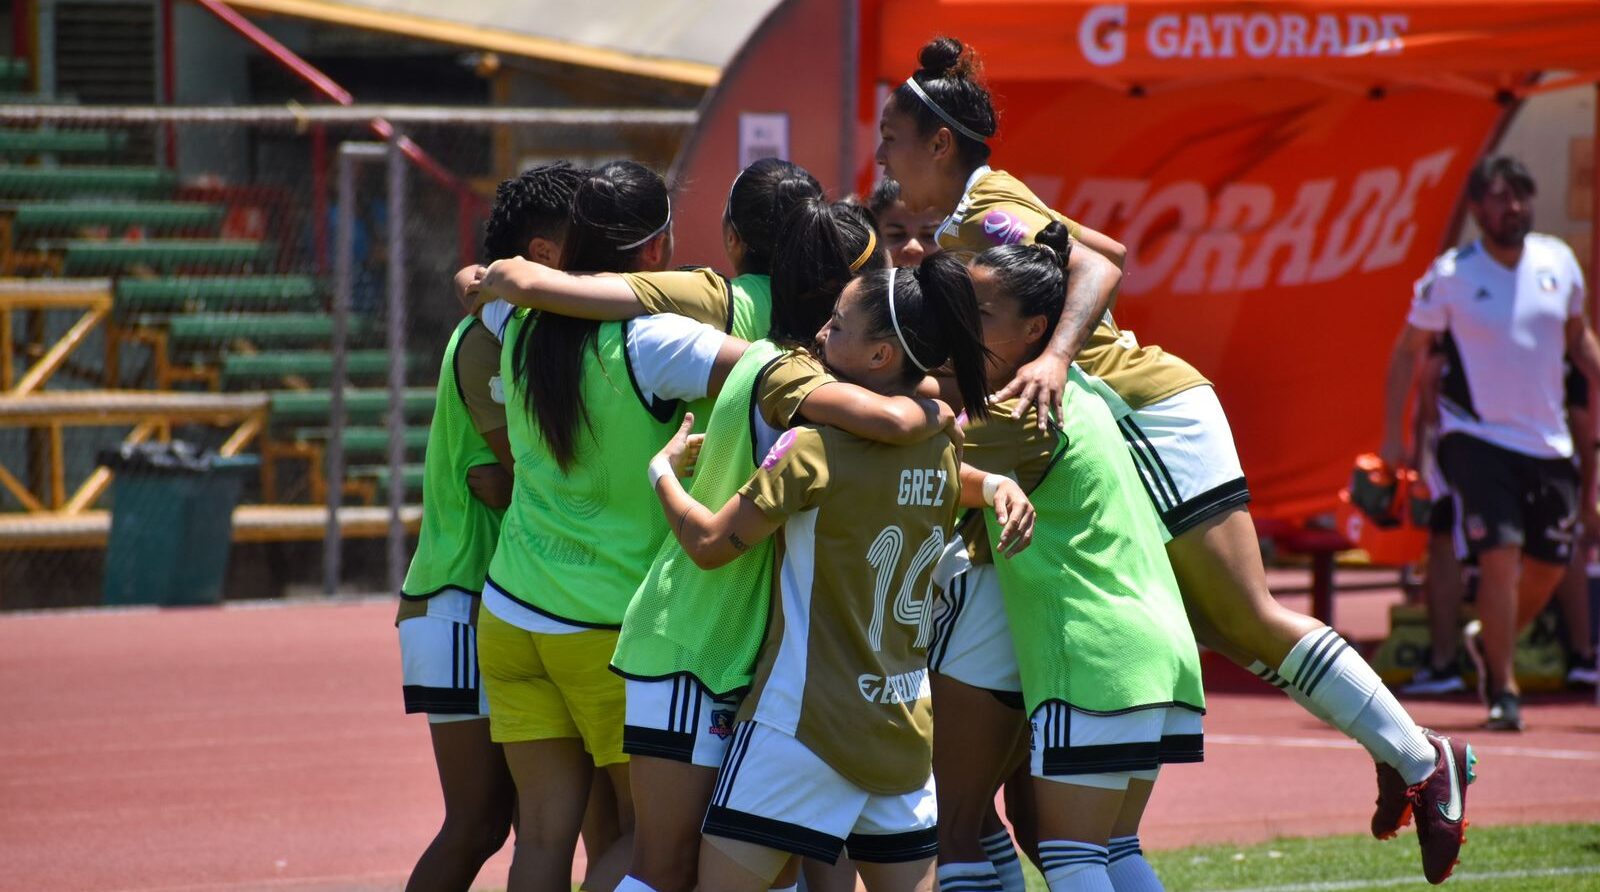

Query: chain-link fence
0,104,695,608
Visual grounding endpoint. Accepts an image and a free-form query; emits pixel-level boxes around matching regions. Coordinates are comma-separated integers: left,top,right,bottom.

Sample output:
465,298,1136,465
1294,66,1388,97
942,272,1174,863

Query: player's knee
437,813,511,863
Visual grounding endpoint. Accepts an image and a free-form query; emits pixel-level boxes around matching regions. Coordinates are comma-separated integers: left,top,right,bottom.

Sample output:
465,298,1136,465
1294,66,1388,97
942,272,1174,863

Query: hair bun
918,36,974,80
1034,221,1073,270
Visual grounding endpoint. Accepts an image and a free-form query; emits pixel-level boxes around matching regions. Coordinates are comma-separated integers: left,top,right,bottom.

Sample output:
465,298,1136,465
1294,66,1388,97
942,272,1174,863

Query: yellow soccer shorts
476,608,627,766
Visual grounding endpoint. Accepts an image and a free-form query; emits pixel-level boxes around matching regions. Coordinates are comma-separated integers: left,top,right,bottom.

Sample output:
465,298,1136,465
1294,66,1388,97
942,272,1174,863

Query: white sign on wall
739,113,790,168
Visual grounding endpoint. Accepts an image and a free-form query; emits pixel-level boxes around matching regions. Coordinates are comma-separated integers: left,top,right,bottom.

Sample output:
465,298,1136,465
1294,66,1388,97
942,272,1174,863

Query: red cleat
1408,733,1478,884
1371,761,1413,840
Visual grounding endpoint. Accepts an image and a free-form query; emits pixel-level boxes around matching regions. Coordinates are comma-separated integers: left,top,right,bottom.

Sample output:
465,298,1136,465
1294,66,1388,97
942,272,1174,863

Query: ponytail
771,197,886,346
856,252,991,420
726,158,823,275
971,221,1073,362
514,160,669,470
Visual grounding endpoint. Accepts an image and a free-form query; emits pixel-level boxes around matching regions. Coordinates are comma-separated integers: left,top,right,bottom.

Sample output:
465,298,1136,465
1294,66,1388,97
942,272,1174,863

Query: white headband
886,267,930,372
619,195,672,250
904,77,989,144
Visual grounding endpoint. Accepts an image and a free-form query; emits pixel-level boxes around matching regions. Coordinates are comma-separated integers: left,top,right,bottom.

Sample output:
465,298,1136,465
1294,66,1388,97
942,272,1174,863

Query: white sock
1106,836,1162,891
1279,628,1438,785
981,830,1027,892
937,861,1004,892
1038,841,1114,892
1248,659,1333,724
616,877,661,892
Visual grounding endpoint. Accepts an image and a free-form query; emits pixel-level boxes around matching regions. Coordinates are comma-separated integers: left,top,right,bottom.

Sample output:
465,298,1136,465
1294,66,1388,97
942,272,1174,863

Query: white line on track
1200,863,1600,892
1207,732,1600,762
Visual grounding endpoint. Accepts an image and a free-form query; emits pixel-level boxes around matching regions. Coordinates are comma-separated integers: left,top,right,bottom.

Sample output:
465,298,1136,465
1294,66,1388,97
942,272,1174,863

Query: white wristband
647,455,675,489
982,474,1006,506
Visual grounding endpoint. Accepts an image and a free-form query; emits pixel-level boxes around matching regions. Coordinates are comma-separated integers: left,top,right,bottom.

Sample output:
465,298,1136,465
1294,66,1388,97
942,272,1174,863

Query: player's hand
464,463,513,509
1582,504,1600,551
655,413,702,480
992,479,1036,558
454,264,486,313
476,256,535,309
993,353,1067,430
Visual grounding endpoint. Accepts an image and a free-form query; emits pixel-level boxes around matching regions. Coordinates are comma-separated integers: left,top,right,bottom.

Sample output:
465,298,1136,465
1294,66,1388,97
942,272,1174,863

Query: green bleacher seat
270,388,436,423
10,201,223,234
0,167,174,198
349,463,426,493
220,350,421,382
163,313,341,345
0,92,79,105
115,276,319,312
0,58,29,90
0,129,128,157
295,425,429,455
59,239,272,274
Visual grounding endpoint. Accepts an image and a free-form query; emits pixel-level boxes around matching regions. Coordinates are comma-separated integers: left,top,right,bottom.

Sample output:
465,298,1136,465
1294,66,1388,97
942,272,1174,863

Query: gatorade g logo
982,210,1029,246
761,429,798,471
1080,4,1128,66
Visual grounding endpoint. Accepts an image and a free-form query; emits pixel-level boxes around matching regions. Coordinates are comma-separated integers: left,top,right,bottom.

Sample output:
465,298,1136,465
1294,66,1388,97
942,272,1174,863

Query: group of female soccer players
394,36,1477,892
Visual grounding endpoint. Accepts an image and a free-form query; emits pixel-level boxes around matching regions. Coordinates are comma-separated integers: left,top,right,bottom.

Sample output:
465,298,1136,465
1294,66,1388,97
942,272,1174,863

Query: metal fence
0,104,695,608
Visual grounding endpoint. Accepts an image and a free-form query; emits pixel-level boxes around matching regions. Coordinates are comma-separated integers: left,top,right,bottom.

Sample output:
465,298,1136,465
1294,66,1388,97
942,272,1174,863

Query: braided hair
482,161,587,261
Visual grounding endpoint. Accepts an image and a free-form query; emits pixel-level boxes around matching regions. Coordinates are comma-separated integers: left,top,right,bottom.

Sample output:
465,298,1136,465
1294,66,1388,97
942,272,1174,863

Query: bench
0,503,422,551
0,390,268,513
1255,517,1355,626
5,201,223,235
115,275,319,313
220,350,420,384
292,426,429,456
58,239,273,275
0,167,174,199
261,391,434,502
0,130,128,158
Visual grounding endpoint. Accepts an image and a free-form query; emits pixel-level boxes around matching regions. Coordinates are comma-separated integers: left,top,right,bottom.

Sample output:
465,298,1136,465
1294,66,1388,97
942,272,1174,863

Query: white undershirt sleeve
479,300,515,343
625,313,728,404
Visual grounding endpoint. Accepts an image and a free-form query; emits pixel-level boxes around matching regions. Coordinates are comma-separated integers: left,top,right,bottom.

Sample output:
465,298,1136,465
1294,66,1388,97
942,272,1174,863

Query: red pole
191,0,486,213
458,192,477,268
12,0,28,69
312,124,328,274
161,0,176,168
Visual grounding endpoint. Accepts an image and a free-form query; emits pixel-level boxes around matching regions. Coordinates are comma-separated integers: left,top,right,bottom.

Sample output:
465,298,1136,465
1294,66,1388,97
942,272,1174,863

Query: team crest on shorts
709,709,735,739
1465,514,1487,541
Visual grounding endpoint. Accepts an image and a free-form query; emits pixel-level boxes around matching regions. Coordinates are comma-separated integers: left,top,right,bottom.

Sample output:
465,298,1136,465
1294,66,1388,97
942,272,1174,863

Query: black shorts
1436,433,1578,565
1428,495,1455,536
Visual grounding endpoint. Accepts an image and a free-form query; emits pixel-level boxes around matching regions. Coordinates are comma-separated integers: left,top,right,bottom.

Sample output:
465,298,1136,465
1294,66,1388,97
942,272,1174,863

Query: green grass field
1056,823,1600,891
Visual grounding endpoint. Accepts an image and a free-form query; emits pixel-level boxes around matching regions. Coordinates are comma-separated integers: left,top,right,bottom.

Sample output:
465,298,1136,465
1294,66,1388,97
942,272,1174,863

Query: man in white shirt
1380,155,1600,731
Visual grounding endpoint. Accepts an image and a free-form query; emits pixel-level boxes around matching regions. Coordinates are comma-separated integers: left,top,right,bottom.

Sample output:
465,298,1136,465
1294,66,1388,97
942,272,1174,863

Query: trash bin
98,441,259,606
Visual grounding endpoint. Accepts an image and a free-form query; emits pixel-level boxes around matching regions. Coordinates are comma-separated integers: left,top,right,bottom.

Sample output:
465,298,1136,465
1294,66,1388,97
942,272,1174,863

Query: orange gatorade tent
672,0,1600,526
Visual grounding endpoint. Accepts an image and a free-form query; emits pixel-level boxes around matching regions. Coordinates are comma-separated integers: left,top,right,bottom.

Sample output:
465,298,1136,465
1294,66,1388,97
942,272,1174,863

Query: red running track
3,592,1598,891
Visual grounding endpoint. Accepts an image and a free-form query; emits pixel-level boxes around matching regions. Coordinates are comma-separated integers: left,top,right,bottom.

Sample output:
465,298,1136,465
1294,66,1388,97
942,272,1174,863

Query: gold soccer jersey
738,425,960,794
938,168,1209,409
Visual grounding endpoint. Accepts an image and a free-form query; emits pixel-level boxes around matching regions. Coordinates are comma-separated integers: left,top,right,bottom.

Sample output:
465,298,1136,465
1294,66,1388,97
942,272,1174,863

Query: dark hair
513,160,670,470
1466,155,1536,203
890,37,996,169
973,221,1073,362
771,198,886,346
482,161,587,261
726,158,823,275
867,178,902,217
854,252,991,420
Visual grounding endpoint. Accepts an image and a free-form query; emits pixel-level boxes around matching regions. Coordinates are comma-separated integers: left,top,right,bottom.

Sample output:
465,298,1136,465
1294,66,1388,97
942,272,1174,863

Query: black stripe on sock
1291,629,1341,689
1304,638,1351,696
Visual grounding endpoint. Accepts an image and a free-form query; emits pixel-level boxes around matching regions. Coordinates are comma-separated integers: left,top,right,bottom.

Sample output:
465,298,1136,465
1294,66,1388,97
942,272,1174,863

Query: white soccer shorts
399,589,489,723
702,721,938,865
928,564,1022,696
622,674,742,769
1116,385,1251,538
1029,701,1202,787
